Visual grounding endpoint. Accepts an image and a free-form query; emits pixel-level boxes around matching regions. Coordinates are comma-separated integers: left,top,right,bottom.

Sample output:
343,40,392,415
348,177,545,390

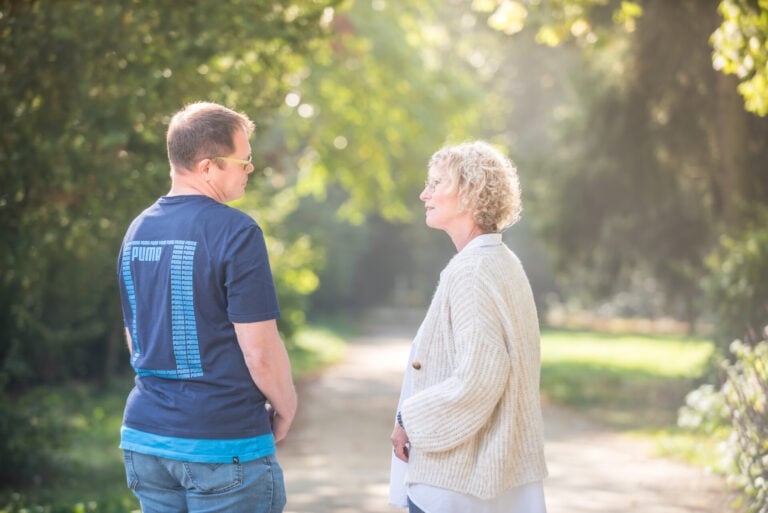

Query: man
117,102,297,513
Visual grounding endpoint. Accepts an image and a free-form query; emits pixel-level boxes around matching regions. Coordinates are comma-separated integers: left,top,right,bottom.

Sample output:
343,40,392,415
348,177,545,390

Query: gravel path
277,315,734,513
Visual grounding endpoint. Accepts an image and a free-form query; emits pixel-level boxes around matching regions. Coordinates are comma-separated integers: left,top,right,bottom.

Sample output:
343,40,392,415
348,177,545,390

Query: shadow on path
277,310,734,513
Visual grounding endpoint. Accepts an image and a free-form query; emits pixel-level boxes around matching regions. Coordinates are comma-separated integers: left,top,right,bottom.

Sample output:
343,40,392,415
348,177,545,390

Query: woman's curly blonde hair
429,140,522,232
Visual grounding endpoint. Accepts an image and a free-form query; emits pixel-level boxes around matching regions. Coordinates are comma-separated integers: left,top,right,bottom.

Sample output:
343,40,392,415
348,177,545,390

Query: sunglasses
211,155,253,172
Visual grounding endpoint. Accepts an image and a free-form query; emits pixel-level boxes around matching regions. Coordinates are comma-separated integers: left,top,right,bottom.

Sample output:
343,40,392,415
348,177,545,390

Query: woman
389,141,548,513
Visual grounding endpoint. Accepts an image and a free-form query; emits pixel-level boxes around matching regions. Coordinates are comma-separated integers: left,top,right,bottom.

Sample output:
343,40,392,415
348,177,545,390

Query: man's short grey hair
167,102,255,171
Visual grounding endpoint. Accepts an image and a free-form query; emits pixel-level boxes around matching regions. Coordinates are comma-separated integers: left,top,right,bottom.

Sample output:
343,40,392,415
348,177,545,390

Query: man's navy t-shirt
117,195,281,463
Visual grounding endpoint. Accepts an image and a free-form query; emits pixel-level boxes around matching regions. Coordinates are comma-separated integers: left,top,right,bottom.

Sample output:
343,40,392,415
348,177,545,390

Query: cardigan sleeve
400,264,511,453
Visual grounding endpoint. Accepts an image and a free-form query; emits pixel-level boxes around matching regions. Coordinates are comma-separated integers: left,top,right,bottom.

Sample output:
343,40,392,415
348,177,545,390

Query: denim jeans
123,450,286,513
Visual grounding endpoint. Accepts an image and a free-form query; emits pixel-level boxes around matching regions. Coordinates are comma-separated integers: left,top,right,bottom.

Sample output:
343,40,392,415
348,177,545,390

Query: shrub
0,389,72,487
679,338,768,513
704,209,768,350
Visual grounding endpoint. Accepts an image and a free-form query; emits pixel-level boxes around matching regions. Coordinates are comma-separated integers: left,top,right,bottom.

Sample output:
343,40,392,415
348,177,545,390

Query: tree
712,0,768,116
471,0,768,340
0,0,343,488
253,0,488,310
473,0,768,115
0,0,339,389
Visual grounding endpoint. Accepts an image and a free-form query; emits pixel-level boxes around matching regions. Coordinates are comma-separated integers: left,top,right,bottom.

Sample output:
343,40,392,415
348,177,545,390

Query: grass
541,329,715,429
0,321,350,513
542,330,715,379
289,317,352,378
540,328,722,466
0,379,141,513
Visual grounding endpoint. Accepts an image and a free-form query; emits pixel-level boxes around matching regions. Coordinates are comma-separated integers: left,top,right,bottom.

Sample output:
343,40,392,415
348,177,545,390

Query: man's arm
234,320,297,443
124,327,133,355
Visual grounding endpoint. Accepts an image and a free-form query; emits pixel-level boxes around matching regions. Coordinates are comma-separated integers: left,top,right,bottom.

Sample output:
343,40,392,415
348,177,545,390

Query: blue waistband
120,426,275,463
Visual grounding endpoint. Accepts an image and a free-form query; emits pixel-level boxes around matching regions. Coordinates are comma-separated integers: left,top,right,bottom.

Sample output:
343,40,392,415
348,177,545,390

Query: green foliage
0,1,337,498
712,0,768,116
270,0,485,224
1,495,137,513
471,0,643,45
0,0,338,389
260,0,487,310
679,340,768,512
705,207,768,347
472,0,768,336
475,0,768,116
0,378,139,511
0,390,72,487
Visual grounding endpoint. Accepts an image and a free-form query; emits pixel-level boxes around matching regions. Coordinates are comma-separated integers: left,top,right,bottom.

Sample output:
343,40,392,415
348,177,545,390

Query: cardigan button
412,361,422,370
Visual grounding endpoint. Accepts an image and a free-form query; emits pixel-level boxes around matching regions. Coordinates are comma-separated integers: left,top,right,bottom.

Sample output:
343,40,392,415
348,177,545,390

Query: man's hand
266,403,291,444
271,411,292,444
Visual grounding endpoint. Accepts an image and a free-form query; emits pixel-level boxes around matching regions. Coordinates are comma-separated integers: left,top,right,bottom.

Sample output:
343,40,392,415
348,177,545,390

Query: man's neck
167,169,220,201
166,184,207,197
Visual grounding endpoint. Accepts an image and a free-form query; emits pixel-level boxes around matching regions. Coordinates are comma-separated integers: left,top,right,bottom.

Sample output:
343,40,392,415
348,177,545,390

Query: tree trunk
712,49,749,230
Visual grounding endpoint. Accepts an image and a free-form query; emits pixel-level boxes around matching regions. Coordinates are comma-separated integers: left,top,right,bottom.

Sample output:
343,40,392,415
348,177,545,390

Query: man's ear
196,157,213,180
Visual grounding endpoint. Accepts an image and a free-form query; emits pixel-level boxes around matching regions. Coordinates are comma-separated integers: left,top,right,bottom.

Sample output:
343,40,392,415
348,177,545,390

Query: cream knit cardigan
400,242,548,500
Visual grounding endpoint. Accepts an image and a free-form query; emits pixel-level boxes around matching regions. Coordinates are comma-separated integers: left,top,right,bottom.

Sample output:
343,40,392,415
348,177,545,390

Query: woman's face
419,163,464,232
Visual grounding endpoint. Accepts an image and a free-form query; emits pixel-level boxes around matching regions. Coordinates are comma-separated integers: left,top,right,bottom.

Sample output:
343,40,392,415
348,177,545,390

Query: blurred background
1,0,767,511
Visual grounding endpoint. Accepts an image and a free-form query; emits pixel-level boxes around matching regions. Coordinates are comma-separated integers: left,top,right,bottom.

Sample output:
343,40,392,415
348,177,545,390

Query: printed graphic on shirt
121,240,203,379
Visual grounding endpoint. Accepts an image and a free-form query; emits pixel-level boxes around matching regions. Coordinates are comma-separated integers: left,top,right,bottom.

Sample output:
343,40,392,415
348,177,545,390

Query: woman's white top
388,233,546,512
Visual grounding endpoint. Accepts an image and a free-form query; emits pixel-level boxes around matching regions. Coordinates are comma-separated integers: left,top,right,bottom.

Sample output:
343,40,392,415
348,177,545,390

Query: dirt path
277,313,734,513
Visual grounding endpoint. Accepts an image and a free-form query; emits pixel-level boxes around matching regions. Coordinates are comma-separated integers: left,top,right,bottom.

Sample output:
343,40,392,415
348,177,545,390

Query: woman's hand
391,423,411,462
